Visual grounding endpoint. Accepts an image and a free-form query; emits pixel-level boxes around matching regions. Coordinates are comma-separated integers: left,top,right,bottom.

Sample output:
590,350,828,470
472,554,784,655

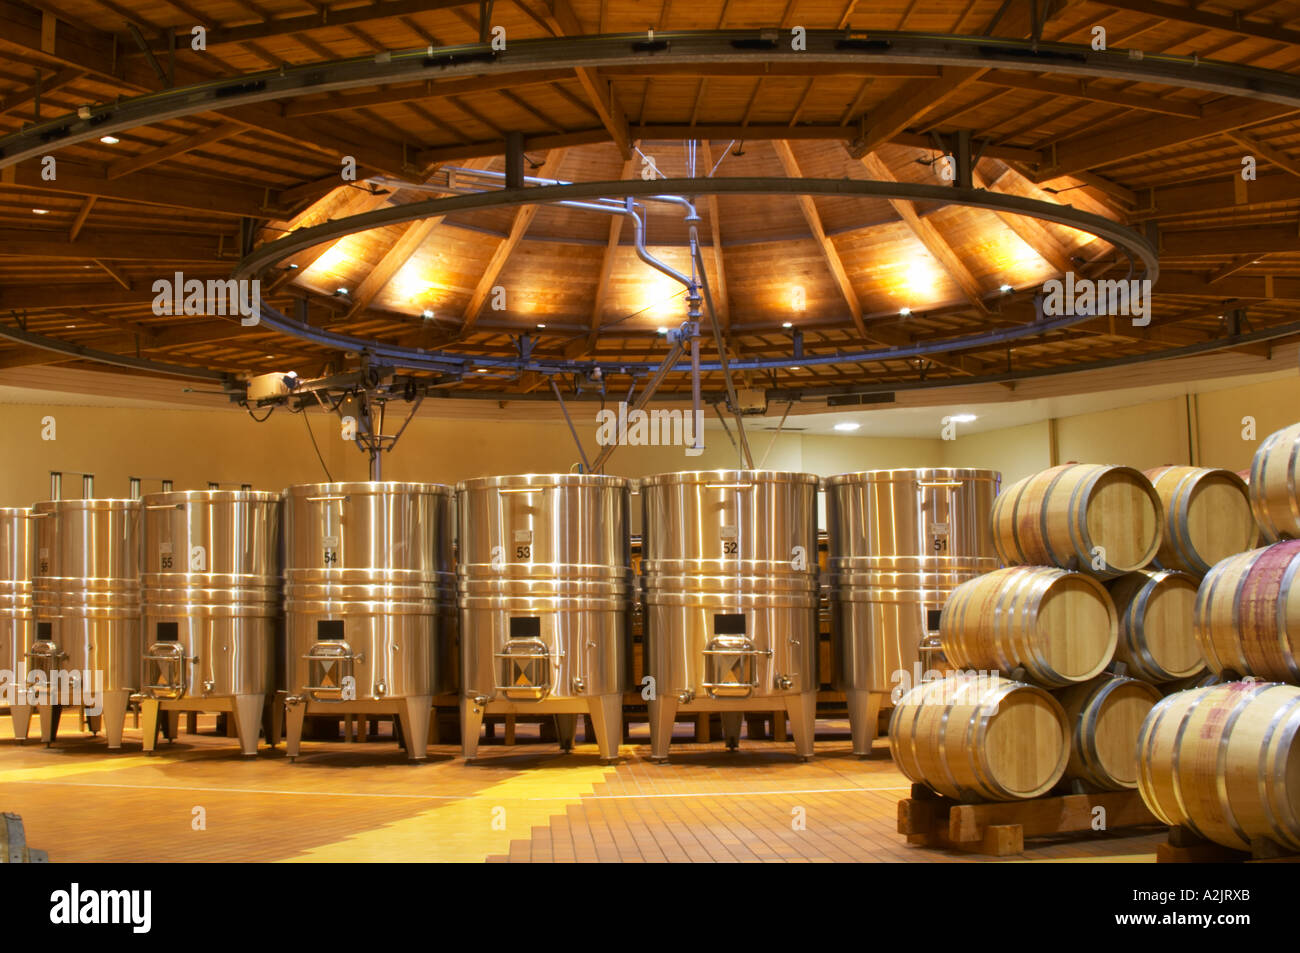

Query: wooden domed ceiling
2,0,1300,401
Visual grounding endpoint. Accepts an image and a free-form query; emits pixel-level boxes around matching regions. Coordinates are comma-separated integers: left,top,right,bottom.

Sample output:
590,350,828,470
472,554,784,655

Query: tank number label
38,547,48,573
513,529,532,543
515,545,532,560
323,535,339,567
159,542,174,570
720,524,737,539
723,541,738,555
930,522,949,535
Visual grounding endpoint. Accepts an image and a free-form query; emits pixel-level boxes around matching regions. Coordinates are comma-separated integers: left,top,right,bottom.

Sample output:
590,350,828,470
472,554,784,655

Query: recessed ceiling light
899,307,911,316
335,287,349,295
32,208,50,215
536,323,546,329
790,365,802,371
833,422,861,432
949,413,977,423
656,327,668,335
100,135,120,144
286,263,299,270
421,309,434,319
782,321,793,328
999,284,1012,293
475,367,488,373
65,324,75,329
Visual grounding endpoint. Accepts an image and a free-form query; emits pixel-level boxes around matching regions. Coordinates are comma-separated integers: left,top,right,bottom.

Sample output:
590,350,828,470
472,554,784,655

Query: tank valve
374,680,387,697
677,690,695,704
473,695,489,707
775,675,793,690
202,680,215,695
572,676,586,694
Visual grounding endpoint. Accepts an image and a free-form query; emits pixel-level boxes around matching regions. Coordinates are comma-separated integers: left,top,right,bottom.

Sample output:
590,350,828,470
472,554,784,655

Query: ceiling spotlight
335,287,349,295
833,422,861,432
790,365,802,371
949,413,977,423
65,324,75,329
286,263,299,270
32,208,50,215
475,367,488,373
782,321,793,328
899,307,911,316
421,309,434,319
656,327,669,335
999,284,1013,293
100,135,120,144
536,323,546,329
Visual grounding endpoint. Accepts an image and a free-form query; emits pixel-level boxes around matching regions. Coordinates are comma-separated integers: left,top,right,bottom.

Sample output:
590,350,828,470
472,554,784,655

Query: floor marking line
6,778,912,801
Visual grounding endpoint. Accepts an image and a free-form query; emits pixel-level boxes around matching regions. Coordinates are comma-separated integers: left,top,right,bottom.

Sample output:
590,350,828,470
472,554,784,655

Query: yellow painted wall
939,420,1051,486
1195,376,1300,472
1055,396,1191,470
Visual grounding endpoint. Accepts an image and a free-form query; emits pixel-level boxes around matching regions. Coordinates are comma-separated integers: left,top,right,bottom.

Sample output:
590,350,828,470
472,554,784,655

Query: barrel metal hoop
1020,570,1056,686
1226,554,1254,677
1037,467,1072,568
1276,555,1300,682
1286,431,1300,536
1066,467,1099,572
1137,698,1173,826
1255,687,1300,849
1215,683,1263,848
1167,689,1201,838
1127,574,1163,680
1078,678,1111,782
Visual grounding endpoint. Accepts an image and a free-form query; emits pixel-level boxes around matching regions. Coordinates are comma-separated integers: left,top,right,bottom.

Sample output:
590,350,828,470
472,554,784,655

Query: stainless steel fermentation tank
641,470,820,761
1,507,34,741
283,482,456,762
825,468,1000,755
139,490,282,756
28,476,142,749
457,474,631,762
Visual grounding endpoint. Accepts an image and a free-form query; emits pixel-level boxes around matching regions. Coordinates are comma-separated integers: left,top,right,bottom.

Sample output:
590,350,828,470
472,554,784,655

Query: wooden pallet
1156,825,1300,863
897,783,1159,857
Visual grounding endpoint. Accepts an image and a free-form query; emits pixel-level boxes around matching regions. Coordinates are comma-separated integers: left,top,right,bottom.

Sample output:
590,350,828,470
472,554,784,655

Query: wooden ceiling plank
67,195,95,241
459,149,566,333
0,65,83,116
972,166,1073,275
1226,129,1300,179
859,151,991,316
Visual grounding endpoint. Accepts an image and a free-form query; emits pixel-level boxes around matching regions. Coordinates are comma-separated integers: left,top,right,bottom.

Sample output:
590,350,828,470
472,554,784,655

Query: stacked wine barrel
1136,425,1300,853
893,464,1173,800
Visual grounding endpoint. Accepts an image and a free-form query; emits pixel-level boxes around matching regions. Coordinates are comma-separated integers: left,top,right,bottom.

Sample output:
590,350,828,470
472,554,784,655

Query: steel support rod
590,340,686,472
550,377,593,473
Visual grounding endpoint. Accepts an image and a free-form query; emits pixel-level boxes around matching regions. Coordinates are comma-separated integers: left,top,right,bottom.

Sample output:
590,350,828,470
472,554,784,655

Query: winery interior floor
0,711,1165,863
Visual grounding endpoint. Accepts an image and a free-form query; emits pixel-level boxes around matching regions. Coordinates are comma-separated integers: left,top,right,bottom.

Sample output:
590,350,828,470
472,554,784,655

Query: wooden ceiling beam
1162,225,1300,258
105,122,244,180
459,149,566,334
344,155,494,318
697,140,731,333
978,72,1203,119
859,151,991,316
1035,100,1300,179
972,167,1073,275
1139,170,1300,220
0,66,83,116
1155,271,1300,301
1096,0,1300,47
282,71,573,118
848,67,987,157
1206,255,1265,285
1225,130,1300,180
67,195,95,241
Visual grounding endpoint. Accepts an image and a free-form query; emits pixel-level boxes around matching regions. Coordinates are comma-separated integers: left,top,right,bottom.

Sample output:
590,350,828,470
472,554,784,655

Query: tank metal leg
721,712,742,751
398,696,432,762
285,699,306,761
460,696,485,760
10,705,32,743
587,693,623,763
647,695,678,763
785,692,816,761
232,694,265,757
269,691,285,748
38,704,61,745
846,690,884,757
140,698,162,753
101,690,130,750
555,713,577,752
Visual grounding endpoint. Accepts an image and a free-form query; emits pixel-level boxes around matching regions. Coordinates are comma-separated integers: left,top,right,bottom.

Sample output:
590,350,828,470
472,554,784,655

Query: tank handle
918,480,963,488
496,487,540,495
145,503,185,511
304,494,350,503
705,482,754,490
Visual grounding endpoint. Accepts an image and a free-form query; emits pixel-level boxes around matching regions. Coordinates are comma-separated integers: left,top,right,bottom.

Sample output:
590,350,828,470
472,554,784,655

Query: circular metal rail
232,176,1158,376
3,30,1300,168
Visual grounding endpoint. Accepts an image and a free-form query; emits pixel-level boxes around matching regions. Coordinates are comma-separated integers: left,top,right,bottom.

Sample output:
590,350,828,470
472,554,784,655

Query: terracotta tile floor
0,711,1164,863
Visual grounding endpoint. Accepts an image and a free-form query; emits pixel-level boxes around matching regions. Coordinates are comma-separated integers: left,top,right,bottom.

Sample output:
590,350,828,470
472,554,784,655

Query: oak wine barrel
989,464,1161,578
1250,423,1300,542
1106,569,1204,683
1137,681,1300,852
1194,540,1300,683
890,674,1069,801
1056,674,1163,791
941,566,1117,687
1145,465,1257,575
